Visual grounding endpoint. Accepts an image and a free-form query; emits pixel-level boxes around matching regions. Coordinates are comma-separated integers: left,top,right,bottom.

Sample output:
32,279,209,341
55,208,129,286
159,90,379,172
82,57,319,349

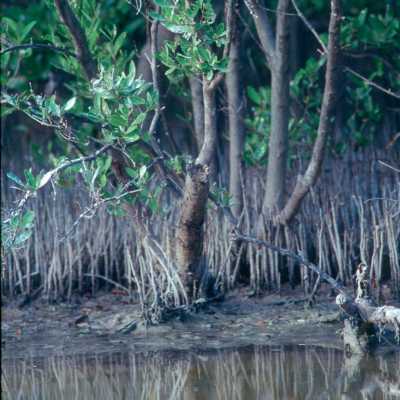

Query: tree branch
277,0,342,224
231,231,345,293
291,0,327,54
205,0,235,93
0,43,77,58
54,0,97,79
292,0,400,100
244,0,276,68
346,67,400,100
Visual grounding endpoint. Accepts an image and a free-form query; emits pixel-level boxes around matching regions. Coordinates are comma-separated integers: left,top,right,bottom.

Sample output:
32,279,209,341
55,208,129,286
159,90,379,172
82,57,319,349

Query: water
2,345,399,400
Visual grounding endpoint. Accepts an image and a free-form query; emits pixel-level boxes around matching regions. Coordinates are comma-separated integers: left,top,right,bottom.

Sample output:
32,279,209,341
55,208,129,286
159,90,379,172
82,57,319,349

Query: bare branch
58,188,141,241
291,0,327,54
346,67,400,100
83,274,130,294
378,160,400,174
231,231,345,293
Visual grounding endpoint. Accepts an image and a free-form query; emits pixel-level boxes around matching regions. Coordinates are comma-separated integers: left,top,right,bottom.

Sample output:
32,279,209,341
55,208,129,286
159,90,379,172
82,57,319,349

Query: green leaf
14,231,32,246
24,169,37,189
7,172,24,187
125,167,136,178
63,97,77,112
46,96,61,117
247,86,261,105
21,210,35,227
163,22,192,34
1,106,15,118
139,165,147,180
113,31,127,55
109,114,126,127
99,174,107,188
103,156,112,173
129,96,146,106
20,21,37,42
106,205,126,217
131,112,146,127
128,61,136,80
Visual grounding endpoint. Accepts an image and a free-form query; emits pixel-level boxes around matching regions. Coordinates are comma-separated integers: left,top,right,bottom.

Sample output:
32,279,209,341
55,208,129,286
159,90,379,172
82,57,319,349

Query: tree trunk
175,84,218,299
176,164,209,298
263,0,291,214
226,26,245,218
277,0,342,224
189,76,205,153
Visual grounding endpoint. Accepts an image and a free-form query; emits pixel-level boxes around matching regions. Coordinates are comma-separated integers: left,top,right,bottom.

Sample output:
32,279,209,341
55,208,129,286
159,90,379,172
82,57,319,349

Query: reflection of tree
319,351,400,400
2,347,399,400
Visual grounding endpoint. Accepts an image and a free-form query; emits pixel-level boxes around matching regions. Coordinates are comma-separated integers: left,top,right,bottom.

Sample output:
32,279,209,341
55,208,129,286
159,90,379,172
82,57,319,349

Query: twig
346,67,400,100
291,0,327,54
83,273,130,293
378,160,400,174
3,143,113,229
58,188,141,241
0,43,77,58
292,0,400,100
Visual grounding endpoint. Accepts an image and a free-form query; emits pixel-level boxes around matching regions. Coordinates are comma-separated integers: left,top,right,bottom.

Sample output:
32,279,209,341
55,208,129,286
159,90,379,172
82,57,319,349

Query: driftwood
233,233,400,355
336,263,400,354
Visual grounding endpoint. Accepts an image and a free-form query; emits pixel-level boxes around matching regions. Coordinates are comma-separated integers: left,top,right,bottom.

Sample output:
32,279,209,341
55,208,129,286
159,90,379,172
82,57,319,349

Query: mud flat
1,287,359,360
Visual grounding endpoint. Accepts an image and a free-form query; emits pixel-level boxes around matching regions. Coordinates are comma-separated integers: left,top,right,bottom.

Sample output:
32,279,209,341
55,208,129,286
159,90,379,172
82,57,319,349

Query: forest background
1,0,399,319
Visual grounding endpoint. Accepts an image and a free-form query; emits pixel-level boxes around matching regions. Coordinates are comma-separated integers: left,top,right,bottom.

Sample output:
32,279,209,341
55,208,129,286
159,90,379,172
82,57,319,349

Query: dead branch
231,231,345,293
336,264,400,354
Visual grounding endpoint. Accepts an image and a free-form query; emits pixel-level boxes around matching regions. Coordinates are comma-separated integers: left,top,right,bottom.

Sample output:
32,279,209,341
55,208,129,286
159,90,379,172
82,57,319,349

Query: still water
2,345,399,400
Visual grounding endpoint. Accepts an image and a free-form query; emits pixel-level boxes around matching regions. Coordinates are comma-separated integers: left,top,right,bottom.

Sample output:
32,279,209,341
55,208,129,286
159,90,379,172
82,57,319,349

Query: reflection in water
2,346,399,400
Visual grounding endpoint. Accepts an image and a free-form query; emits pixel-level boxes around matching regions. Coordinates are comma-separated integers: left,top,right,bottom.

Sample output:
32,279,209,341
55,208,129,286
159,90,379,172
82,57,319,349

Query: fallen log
232,233,400,355
336,264,400,354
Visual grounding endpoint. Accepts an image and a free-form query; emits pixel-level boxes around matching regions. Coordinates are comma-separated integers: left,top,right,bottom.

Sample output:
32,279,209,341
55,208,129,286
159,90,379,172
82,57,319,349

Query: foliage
1,0,399,255
244,86,270,165
156,0,228,82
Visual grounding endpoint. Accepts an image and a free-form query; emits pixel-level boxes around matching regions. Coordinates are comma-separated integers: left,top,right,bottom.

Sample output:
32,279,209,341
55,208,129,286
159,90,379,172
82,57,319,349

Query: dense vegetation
1,0,399,318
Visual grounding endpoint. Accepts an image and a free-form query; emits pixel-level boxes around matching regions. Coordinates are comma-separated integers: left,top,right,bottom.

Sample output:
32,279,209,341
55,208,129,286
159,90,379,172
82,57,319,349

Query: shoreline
2,287,398,361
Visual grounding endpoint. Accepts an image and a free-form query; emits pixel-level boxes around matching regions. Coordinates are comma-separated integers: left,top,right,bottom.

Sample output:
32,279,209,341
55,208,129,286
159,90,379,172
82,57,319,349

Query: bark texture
176,164,209,297
263,0,291,213
174,1,234,299
245,0,291,213
189,76,205,153
226,18,245,218
175,84,217,297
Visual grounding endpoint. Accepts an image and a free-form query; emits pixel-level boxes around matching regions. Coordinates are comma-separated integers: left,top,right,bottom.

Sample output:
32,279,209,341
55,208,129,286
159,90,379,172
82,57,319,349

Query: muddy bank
2,286,397,360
